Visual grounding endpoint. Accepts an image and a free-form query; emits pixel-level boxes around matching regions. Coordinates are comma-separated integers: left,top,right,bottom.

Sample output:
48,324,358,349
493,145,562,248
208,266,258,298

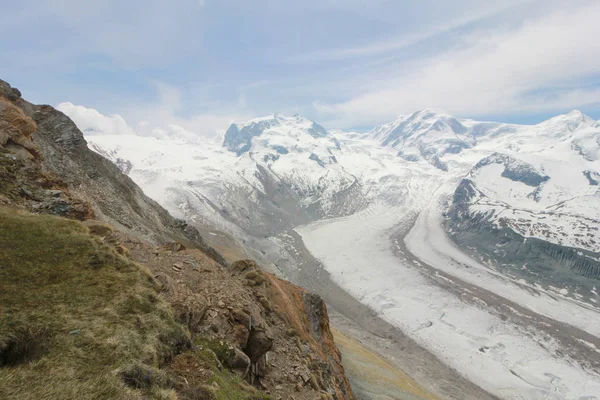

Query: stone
116,244,129,257
230,308,252,327
230,347,251,375
309,374,320,391
171,242,186,253
233,324,250,348
245,327,273,362
153,273,176,294
172,296,208,332
256,353,269,377
299,372,310,384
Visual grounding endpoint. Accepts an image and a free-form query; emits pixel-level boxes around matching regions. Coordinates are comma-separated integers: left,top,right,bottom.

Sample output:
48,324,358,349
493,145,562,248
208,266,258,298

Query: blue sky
2,0,600,135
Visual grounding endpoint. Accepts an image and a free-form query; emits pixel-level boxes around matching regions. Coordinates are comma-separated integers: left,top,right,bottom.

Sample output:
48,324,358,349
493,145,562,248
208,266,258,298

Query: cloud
32,0,207,68
119,81,254,138
313,1,600,128
57,102,135,136
58,81,254,141
286,2,528,64
57,101,239,141
5,0,599,132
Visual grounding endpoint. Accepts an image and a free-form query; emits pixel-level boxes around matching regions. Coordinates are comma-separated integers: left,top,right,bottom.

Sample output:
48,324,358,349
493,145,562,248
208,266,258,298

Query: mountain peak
223,113,328,155
536,109,595,134
414,108,451,118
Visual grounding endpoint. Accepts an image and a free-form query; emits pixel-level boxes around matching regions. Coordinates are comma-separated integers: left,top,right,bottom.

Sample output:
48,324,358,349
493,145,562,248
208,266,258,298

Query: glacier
76,105,600,399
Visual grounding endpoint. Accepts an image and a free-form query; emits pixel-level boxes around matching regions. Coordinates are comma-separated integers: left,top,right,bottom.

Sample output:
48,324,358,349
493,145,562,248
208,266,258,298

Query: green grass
178,343,271,400
0,207,275,400
209,370,270,400
0,207,188,400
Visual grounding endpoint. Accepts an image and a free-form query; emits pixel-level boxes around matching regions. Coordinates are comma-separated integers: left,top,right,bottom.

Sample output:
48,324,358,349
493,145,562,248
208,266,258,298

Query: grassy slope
0,207,267,400
0,206,187,399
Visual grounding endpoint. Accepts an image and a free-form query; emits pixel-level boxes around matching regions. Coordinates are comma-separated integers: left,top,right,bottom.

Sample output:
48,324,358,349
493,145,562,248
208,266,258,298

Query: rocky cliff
0,79,225,265
445,175,600,297
0,79,355,400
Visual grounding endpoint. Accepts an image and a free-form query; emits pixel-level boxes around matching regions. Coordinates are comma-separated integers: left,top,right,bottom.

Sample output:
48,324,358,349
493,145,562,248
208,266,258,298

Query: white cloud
119,81,254,139
57,102,135,136
314,2,600,128
287,1,528,64
37,0,207,68
58,101,243,141
58,81,254,142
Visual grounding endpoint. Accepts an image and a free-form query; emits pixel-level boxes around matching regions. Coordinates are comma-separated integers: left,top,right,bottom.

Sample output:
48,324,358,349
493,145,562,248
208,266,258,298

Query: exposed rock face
0,83,93,219
443,146,600,302
225,259,354,398
474,153,550,187
0,78,225,266
446,177,600,292
303,292,326,341
223,115,329,155
0,98,38,159
224,118,276,155
584,170,600,186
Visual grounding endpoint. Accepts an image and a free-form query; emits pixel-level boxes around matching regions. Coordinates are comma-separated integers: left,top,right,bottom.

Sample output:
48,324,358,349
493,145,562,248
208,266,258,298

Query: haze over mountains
66,102,600,399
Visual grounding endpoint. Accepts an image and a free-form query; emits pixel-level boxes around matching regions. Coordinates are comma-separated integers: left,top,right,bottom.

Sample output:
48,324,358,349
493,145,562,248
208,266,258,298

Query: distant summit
223,114,328,155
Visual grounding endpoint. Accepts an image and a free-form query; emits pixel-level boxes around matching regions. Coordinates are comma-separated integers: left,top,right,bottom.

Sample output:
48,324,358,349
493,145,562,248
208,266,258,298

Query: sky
2,0,600,137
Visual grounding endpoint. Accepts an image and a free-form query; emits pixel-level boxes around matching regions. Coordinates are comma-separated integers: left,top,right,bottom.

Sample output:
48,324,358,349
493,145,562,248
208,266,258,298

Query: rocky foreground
0,79,354,400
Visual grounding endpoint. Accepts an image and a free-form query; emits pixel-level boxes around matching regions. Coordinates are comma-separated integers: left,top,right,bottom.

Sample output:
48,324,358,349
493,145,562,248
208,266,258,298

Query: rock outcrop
0,78,225,266
445,177,600,295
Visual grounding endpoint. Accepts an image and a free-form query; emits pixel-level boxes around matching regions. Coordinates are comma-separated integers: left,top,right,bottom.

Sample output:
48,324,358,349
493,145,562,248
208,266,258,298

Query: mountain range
86,108,600,301
68,102,600,399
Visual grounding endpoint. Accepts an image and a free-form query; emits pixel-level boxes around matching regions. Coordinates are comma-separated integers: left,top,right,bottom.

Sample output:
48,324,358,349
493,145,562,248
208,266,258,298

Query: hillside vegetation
0,207,265,400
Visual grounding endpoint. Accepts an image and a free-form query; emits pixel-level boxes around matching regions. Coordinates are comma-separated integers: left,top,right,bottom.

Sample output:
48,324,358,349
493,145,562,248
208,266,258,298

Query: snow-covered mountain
369,108,518,170
87,113,367,237
85,109,600,298
79,107,600,399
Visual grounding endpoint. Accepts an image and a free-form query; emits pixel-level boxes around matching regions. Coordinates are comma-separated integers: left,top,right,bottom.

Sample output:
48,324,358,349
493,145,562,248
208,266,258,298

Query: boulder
244,327,273,362
232,324,250,348
230,308,252,328
230,347,251,376
154,273,176,294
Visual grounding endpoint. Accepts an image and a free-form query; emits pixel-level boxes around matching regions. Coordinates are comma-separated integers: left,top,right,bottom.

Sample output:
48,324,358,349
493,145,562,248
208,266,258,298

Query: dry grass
332,329,438,400
0,97,37,140
0,206,188,400
0,207,275,400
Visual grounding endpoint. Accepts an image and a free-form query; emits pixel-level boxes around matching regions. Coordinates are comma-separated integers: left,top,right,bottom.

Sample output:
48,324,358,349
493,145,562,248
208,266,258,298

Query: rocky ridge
0,78,354,400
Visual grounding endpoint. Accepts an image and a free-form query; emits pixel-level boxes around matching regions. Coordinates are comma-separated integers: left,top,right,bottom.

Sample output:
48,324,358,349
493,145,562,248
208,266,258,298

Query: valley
78,108,600,399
